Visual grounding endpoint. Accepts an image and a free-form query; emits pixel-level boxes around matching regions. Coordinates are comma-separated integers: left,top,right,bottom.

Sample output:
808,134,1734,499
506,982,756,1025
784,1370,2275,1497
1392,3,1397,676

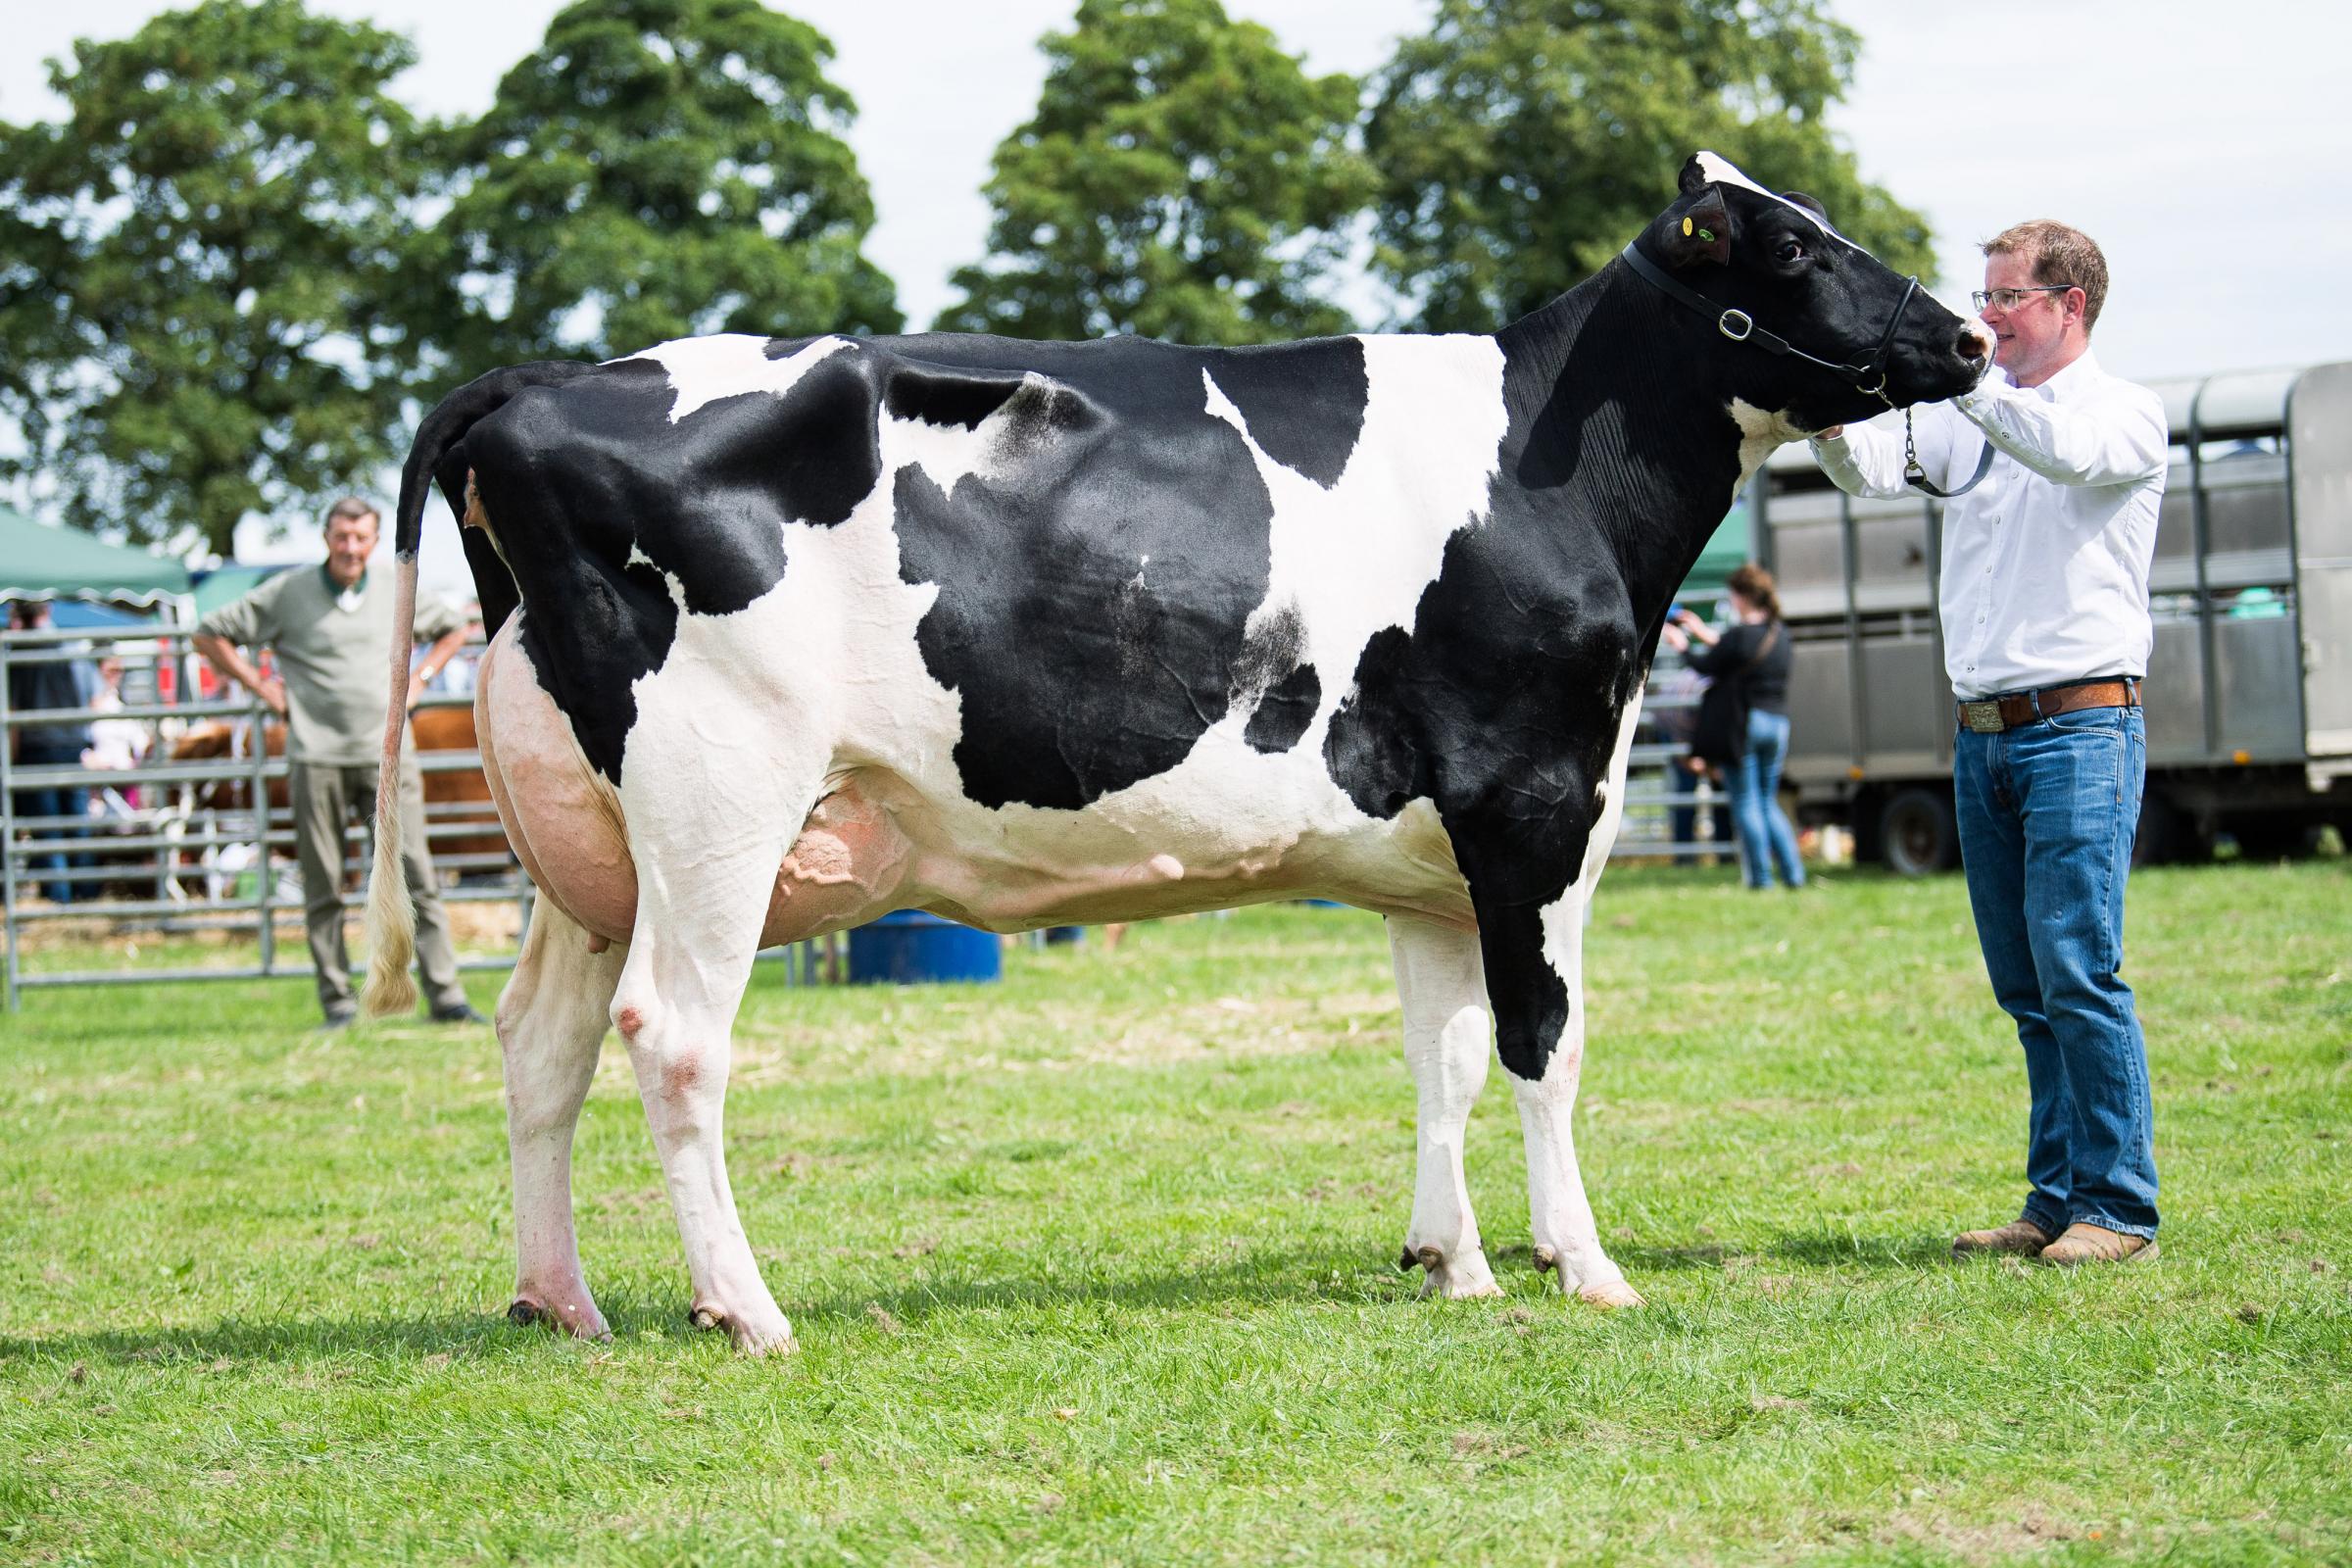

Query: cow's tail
363,362,592,1018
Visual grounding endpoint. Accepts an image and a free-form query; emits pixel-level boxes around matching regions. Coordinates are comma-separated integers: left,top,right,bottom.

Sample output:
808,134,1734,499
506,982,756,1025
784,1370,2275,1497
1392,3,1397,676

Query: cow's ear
1659,187,1733,269
1678,156,1709,196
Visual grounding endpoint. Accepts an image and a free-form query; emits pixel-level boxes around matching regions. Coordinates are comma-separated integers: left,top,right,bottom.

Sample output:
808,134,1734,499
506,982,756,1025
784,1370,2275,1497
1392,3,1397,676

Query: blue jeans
10,775,88,904
1730,709,1804,889
1954,705,2158,1239
1668,758,1734,858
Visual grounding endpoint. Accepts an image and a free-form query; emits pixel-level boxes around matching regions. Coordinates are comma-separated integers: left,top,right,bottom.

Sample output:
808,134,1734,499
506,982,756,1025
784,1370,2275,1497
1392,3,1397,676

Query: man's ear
1659,187,1733,269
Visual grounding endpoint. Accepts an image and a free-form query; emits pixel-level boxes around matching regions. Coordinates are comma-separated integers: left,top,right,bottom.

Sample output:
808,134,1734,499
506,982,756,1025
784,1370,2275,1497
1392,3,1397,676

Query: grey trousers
289,759,464,1014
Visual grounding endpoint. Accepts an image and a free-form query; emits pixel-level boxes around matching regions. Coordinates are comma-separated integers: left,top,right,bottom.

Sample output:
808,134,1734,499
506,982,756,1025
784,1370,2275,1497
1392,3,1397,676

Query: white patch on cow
1202,335,1510,736
620,333,856,424
1694,150,1864,253
1727,397,1810,487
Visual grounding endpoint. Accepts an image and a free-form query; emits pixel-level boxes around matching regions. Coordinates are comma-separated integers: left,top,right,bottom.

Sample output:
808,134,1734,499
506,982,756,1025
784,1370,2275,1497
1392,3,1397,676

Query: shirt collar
2035,347,2102,401
321,563,368,605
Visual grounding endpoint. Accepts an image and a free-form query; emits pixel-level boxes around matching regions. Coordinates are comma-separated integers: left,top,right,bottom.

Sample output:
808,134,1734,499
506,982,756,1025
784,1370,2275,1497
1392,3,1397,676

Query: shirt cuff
1951,366,2012,425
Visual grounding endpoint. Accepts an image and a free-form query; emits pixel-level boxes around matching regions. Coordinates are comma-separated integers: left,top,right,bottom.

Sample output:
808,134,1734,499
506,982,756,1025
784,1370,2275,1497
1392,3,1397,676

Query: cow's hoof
1577,1280,1646,1309
689,1301,798,1356
1532,1247,1644,1308
1401,1243,1504,1300
508,1297,611,1341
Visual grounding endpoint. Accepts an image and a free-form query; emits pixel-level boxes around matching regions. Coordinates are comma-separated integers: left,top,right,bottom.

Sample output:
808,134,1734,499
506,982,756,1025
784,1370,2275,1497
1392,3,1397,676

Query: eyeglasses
1971,284,2076,313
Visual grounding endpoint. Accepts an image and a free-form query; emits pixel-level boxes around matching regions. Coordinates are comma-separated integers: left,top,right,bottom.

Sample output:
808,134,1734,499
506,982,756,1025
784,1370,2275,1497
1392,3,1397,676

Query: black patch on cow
871,329,1387,809
1324,520,1641,1079
1203,337,1367,487
884,364,1024,430
1323,624,1426,818
890,340,1278,808
1244,661,1320,754
460,349,882,780
759,351,884,529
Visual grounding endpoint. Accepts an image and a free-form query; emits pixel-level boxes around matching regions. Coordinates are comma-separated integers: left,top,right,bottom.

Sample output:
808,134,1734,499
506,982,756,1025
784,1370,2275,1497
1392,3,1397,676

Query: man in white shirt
1811,220,2164,1267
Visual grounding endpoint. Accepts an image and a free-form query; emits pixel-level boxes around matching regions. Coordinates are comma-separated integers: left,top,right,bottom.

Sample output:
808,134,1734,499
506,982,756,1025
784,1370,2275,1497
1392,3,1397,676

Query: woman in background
1663,563,1805,890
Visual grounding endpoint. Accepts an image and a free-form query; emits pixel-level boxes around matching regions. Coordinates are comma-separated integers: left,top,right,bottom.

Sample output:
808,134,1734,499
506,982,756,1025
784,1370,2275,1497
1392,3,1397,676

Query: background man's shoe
429,1001,488,1025
1951,1218,2054,1258
2038,1223,2157,1266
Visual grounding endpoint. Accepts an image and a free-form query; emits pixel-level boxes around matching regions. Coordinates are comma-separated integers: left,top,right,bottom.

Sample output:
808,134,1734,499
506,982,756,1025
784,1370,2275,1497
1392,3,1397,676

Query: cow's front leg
1463,889,1642,1307
1450,788,1642,1309
497,898,625,1340
1505,891,1642,1306
1387,915,1502,1299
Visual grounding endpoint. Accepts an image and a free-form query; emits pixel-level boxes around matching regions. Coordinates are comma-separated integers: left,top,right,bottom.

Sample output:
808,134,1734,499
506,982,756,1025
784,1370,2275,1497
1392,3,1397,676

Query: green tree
429,0,901,370
0,0,429,558
1366,0,1936,332
936,0,1374,344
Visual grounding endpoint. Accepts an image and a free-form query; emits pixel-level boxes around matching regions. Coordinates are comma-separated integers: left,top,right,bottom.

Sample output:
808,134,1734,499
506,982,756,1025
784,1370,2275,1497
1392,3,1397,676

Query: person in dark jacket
1663,563,1804,890
6,599,96,904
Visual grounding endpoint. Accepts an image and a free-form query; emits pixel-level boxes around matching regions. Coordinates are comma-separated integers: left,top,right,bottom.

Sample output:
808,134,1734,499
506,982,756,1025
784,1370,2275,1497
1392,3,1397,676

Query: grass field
3,860,2347,1565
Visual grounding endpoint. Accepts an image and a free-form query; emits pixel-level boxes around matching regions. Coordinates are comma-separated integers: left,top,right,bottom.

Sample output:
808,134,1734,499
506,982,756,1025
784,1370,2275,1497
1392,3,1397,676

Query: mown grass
2,860,2347,1565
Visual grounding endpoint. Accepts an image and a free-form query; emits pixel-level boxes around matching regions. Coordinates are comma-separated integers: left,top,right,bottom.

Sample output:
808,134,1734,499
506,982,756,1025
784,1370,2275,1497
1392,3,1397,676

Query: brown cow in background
171,706,510,883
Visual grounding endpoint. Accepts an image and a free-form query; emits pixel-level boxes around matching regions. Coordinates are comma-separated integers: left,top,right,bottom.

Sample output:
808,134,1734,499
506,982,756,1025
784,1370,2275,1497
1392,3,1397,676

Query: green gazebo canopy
0,504,192,602
1677,505,1752,603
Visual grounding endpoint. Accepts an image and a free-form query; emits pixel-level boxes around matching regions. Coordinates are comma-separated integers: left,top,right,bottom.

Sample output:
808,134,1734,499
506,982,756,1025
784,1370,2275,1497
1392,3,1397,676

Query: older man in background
195,497,486,1029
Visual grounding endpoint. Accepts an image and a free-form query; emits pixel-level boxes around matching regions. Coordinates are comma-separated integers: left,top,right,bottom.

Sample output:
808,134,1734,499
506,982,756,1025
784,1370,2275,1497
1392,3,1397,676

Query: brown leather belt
1957,679,2141,734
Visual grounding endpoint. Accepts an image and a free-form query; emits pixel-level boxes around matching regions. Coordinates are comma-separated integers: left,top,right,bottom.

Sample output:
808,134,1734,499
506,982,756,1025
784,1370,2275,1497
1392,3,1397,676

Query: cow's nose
1958,320,1994,363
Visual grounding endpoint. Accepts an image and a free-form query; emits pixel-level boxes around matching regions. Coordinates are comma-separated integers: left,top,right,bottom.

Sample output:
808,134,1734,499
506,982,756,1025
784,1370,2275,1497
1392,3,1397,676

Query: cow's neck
1493,260,1763,634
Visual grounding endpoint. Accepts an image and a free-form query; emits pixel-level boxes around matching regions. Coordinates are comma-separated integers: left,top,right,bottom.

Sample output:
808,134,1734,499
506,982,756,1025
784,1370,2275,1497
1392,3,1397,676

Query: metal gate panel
2143,625,2207,762
2288,364,2352,756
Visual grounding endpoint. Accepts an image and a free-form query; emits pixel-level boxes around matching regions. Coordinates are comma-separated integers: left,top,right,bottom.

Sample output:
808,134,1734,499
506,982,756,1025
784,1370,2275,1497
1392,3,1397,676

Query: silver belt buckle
1961,701,2005,734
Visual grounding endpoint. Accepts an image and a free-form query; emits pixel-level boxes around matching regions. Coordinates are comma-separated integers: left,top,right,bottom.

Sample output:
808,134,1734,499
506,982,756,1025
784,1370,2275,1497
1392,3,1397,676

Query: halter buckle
1717,310,1754,342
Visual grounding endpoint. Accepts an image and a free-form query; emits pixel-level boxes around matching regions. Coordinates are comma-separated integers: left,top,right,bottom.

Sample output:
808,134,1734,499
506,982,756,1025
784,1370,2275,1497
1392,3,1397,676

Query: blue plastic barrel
846,910,1003,985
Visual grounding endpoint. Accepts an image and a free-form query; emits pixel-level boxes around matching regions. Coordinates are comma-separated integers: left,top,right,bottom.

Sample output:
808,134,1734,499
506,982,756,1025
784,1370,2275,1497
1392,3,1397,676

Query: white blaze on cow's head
1634,153,1991,434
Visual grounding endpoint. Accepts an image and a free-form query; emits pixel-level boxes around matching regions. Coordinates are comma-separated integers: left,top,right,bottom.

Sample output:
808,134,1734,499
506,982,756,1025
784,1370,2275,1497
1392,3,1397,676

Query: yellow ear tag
1683,218,1693,236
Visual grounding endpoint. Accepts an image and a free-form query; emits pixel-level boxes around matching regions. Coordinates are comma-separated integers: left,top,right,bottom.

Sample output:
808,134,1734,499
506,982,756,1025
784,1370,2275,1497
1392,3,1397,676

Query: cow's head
1631,153,1990,433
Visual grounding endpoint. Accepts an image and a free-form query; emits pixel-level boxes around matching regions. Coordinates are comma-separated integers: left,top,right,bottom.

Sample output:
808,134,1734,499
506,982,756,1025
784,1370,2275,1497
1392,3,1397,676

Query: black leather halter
1619,240,1993,499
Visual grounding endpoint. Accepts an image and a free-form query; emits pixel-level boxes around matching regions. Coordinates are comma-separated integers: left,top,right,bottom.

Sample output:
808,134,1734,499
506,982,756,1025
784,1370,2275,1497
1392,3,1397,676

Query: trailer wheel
2227,818,2319,861
1880,788,1960,876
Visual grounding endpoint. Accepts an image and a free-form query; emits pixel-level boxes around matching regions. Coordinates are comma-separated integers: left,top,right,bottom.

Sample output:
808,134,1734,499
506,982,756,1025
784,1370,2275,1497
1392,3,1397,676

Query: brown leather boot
1951,1217,2055,1258
2038,1223,2158,1266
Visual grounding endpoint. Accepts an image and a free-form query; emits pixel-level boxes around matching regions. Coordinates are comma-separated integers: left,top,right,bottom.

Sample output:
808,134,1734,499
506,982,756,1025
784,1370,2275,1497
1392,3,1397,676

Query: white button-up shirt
1808,350,2168,700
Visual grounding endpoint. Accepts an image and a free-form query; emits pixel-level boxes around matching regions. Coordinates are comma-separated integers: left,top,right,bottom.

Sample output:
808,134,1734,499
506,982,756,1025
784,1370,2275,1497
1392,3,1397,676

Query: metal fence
7,624,1742,1009
2,622,547,1009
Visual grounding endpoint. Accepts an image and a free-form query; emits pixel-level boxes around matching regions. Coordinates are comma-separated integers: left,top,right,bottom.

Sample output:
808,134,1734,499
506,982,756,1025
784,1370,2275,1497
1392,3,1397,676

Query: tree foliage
428,0,901,371
1365,0,1936,332
0,0,428,557
936,0,1374,344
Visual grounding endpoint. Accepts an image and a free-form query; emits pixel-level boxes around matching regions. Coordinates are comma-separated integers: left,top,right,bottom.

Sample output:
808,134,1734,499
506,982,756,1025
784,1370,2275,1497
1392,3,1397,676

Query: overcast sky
8,0,2350,587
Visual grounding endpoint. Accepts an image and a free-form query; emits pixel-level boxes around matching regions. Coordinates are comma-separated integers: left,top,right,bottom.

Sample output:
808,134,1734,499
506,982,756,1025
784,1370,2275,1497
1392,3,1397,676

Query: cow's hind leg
610,826,799,1355
1387,916,1502,1299
498,897,624,1339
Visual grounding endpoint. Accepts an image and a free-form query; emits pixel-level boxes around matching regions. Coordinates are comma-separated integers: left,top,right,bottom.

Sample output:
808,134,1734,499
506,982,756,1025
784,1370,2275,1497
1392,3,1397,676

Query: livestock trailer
1743,359,2352,872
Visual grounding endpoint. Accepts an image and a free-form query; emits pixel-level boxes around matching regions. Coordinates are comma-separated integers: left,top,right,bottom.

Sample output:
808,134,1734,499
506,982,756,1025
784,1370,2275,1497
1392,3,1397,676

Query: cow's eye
1775,238,1806,265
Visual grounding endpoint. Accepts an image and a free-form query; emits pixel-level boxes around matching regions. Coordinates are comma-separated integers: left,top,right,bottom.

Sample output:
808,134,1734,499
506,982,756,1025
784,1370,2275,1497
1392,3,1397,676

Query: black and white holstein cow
366,154,1990,1352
